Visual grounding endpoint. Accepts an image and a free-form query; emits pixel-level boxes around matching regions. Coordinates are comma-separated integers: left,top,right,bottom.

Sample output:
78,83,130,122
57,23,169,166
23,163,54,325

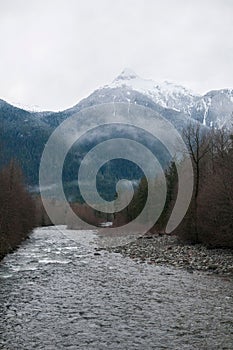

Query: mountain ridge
2,68,232,128
0,70,232,194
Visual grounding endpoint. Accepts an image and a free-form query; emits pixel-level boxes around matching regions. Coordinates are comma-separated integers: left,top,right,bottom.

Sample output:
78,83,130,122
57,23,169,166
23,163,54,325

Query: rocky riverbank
105,234,233,276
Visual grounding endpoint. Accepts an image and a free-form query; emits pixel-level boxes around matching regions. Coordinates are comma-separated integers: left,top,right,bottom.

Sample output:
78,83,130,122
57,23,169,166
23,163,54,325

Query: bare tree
198,128,233,247
182,123,211,242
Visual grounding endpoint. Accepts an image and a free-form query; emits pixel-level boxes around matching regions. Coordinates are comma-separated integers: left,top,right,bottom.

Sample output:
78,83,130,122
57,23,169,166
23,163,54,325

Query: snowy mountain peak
114,68,139,82
105,69,199,114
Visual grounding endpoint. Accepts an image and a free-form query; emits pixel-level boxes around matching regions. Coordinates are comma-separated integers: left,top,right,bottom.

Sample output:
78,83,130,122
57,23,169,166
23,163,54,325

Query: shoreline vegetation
112,125,233,249
1,125,233,270
0,161,36,261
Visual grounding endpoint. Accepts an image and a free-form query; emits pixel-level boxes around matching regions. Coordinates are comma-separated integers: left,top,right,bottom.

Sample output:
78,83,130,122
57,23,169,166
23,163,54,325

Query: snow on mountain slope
100,69,232,128
104,68,199,115
2,69,231,130
191,89,233,128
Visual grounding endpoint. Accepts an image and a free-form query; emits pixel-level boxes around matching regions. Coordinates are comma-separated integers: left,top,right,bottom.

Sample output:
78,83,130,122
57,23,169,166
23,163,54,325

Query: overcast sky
0,0,232,111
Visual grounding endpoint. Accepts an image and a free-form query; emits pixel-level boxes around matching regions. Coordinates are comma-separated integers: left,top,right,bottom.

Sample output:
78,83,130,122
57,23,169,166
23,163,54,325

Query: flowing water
0,227,232,349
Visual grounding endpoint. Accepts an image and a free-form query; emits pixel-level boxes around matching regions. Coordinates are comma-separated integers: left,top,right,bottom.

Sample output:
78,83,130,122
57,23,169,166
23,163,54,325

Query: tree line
0,160,37,260
1,122,232,257
116,124,233,248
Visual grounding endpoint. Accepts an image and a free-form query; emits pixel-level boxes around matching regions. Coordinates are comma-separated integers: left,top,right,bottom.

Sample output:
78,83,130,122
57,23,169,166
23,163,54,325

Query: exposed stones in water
106,234,233,276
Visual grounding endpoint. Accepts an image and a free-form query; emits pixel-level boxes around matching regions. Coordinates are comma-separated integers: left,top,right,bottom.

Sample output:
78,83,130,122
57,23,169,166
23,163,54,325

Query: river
0,226,232,349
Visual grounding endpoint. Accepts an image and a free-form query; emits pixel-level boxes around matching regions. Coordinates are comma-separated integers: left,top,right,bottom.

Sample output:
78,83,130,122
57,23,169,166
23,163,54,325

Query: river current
0,226,232,349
